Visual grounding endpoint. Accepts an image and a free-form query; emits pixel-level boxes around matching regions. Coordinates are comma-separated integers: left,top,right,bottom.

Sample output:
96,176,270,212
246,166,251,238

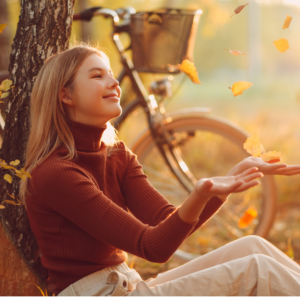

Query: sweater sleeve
33,161,198,264
121,146,224,236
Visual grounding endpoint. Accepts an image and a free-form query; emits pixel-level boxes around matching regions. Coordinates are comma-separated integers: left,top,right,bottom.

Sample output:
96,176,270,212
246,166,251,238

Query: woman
20,44,300,296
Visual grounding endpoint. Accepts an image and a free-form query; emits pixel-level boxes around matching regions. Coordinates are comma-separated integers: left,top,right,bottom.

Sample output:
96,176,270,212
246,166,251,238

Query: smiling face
61,53,122,127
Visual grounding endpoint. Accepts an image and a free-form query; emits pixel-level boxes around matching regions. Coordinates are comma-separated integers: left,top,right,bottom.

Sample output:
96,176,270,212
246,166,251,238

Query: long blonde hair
19,44,121,204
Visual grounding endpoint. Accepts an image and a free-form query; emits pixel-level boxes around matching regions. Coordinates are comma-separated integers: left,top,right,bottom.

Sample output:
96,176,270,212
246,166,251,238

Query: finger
278,170,300,176
197,179,213,194
239,172,263,183
233,180,260,193
235,167,259,179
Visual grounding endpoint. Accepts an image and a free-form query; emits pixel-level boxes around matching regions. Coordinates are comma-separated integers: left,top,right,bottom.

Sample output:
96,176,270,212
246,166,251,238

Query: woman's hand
195,167,263,202
226,156,300,177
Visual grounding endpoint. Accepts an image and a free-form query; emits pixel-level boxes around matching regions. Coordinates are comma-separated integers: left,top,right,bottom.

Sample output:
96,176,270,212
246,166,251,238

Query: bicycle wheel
130,108,277,259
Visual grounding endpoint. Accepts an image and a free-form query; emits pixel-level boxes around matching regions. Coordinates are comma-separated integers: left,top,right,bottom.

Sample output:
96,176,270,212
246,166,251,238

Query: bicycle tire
130,109,277,260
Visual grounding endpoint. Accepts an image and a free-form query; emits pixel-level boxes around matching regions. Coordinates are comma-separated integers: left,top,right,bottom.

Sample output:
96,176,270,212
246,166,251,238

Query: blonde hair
19,43,122,204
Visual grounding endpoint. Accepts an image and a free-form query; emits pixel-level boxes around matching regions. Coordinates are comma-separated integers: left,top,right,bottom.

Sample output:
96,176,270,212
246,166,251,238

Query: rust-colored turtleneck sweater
26,119,223,295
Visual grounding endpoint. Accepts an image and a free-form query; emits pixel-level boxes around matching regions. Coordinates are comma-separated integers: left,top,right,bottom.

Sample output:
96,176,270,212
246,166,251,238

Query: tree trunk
0,0,75,296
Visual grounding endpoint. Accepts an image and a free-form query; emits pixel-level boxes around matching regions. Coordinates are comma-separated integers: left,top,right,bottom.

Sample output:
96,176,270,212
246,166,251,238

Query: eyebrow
88,67,113,74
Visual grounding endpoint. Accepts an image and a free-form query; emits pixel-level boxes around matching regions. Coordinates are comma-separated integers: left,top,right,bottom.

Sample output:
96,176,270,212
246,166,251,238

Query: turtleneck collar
68,119,108,152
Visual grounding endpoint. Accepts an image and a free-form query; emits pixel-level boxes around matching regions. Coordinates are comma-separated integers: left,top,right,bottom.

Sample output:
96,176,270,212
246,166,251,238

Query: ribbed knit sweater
25,119,223,295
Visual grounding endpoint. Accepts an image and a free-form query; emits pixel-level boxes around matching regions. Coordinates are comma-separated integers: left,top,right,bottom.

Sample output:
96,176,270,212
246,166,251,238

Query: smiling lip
103,93,119,101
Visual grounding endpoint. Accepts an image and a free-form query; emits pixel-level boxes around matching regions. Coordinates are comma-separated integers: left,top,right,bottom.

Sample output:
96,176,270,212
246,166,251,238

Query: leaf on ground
229,81,253,97
4,174,12,184
0,24,8,34
273,38,289,53
230,3,249,18
0,79,13,91
0,205,5,209
243,132,263,157
238,207,257,228
283,15,292,30
261,151,282,163
224,48,246,56
178,59,201,84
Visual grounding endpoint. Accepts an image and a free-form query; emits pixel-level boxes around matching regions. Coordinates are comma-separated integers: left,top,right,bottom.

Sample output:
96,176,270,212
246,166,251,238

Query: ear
60,87,74,106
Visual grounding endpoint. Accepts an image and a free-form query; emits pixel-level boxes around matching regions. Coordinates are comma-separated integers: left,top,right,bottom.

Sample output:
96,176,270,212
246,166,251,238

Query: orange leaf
0,24,8,34
243,132,262,157
261,151,282,163
179,59,201,84
230,3,249,18
224,48,246,56
273,38,289,53
283,15,292,30
238,207,257,228
229,81,253,97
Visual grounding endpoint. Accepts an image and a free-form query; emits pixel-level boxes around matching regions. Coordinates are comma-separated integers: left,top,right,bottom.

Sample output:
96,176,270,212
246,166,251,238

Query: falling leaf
0,24,8,34
167,60,201,84
148,13,163,24
4,200,21,206
238,207,257,228
229,81,253,97
4,174,12,184
224,48,246,56
231,3,249,18
243,132,263,157
0,79,13,91
9,159,20,166
0,205,5,209
273,38,289,53
283,15,292,30
261,151,282,163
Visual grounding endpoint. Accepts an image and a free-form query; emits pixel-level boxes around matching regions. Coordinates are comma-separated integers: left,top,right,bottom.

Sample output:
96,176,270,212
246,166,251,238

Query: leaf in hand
178,59,201,84
229,81,253,97
0,24,8,34
273,38,289,53
243,132,262,157
283,15,292,30
230,3,249,18
238,207,257,228
224,48,246,56
261,151,282,163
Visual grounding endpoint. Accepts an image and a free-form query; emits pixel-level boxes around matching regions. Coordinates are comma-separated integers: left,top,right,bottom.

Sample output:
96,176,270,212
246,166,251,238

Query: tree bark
0,0,75,295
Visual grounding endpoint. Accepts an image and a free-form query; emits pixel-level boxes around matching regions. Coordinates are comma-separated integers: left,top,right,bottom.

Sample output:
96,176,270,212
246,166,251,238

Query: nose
109,77,119,89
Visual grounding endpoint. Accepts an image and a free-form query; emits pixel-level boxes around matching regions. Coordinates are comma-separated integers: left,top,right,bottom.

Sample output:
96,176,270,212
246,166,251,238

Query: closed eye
94,74,102,78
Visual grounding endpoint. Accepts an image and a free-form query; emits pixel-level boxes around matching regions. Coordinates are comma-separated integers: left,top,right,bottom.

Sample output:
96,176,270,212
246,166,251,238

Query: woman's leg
129,253,300,296
147,235,300,287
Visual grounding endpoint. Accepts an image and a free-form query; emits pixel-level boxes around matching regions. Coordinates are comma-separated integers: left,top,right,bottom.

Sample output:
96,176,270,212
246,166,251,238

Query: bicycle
0,6,277,262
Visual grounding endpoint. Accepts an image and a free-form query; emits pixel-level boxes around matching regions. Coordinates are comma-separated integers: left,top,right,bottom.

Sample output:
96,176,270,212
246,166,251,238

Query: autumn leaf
4,174,12,184
168,60,201,84
243,132,263,157
9,159,20,166
238,207,257,228
261,151,282,163
224,48,246,56
273,38,289,53
7,192,15,199
0,92,9,99
0,79,13,91
4,200,21,206
0,205,5,209
283,15,292,30
285,237,294,260
231,3,249,18
0,24,8,34
229,81,253,97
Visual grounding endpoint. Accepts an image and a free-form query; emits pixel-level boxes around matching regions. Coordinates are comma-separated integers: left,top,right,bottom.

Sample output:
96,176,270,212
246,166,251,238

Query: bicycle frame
74,7,203,192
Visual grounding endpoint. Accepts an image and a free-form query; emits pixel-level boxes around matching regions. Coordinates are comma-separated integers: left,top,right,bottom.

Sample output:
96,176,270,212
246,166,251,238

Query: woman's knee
239,235,269,249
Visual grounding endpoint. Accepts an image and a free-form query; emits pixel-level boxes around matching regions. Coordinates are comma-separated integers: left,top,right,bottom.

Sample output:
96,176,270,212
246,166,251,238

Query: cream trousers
57,235,300,296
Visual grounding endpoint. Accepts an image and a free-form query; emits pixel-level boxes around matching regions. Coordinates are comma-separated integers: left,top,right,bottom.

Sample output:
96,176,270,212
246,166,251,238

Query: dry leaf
178,60,201,84
224,48,246,56
0,24,8,34
273,38,289,53
285,237,294,260
231,3,249,18
4,200,21,206
9,159,20,166
0,92,9,99
283,15,292,30
229,81,253,97
243,132,262,157
0,79,13,91
261,151,282,163
238,207,257,228
4,174,12,184
7,192,15,199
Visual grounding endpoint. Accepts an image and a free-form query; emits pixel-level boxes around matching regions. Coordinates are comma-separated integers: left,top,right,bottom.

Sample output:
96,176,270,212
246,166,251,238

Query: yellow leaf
7,192,15,199
0,24,8,34
0,92,9,98
238,207,257,228
179,59,201,84
230,3,249,18
0,205,5,209
283,15,292,30
273,38,289,53
15,173,27,180
243,132,263,157
261,151,282,163
229,81,253,97
0,79,13,91
4,174,12,184
224,48,246,56
4,200,21,206
9,159,20,166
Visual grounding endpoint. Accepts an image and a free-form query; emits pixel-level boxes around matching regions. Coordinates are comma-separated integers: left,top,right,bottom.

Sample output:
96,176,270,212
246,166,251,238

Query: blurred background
2,0,300,281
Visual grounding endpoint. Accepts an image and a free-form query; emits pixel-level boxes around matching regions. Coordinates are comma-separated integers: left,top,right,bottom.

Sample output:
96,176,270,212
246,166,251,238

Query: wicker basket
130,8,202,74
